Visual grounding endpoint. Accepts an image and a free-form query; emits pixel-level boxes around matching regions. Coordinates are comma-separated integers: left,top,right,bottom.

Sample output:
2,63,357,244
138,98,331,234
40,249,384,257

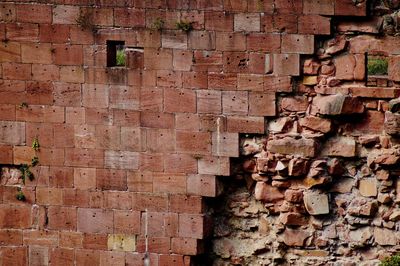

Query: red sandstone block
153,172,187,193
121,127,145,151
2,62,31,80
0,121,25,145
2,186,35,205
140,87,163,111
171,237,200,256
198,156,230,176
73,124,96,148
49,247,74,266
40,24,70,43
164,88,196,113
173,50,193,71
176,131,211,155
1,247,27,265
77,208,113,234
70,25,95,45
226,115,265,133
216,32,246,51
88,191,104,208
205,11,233,31
48,166,74,188
193,50,223,72
274,0,303,14
114,8,145,27
53,123,74,148
248,0,274,13
182,72,208,89
263,15,298,33
60,66,85,83
84,67,108,84
32,64,60,81
248,53,266,74
140,211,178,237
60,231,83,249
146,128,175,153
190,0,223,10
53,82,81,107
264,76,292,92
197,90,222,114
281,34,315,54
140,111,174,128
87,237,110,254
48,206,77,231
0,104,15,121
139,153,164,172
66,107,85,124
298,15,331,35
234,13,260,32
137,237,170,253
114,210,140,234
303,0,334,15
75,249,100,265
113,110,140,126
16,4,51,23
188,31,216,50
162,30,188,49
53,44,83,66
247,33,281,52
28,245,48,265
178,214,205,239
389,56,400,82
132,192,168,212
53,5,80,24
249,92,276,116
145,10,179,30
99,251,125,265
13,146,35,165
36,187,63,205
96,168,127,190
222,91,248,115
144,48,173,70
85,108,113,125
273,54,300,76
0,229,23,246
38,148,65,166
16,105,64,123
137,29,161,48
0,42,21,63
82,84,109,108
105,150,139,170
62,189,89,207
222,52,249,73
81,7,114,26
223,0,247,11
21,43,52,64
335,0,366,16
6,23,39,42
104,191,132,210
95,125,121,150
65,148,104,168
127,172,153,192
0,204,31,229
156,70,183,88
170,194,203,214
211,131,239,157
237,74,264,91
25,81,54,105
24,230,59,246
0,145,13,164
159,254,188,266
208,73,237,90
0,4,16,22
181,11,205,30
164,153,197,174
73,168,96,190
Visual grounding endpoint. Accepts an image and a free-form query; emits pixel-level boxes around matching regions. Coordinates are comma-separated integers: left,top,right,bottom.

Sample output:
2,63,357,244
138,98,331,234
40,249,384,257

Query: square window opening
107,40,126,67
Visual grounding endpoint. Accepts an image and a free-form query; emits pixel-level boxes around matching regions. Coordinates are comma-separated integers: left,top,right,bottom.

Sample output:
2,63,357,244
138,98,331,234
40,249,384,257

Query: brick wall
0,0,399,265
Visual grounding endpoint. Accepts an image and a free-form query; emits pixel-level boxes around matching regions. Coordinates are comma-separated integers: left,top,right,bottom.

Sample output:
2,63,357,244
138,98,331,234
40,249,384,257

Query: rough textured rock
321,136,356,157
303,191,329,215
254,182,284,203
299,116,332,133
267,137,317,158
359,178,378,197
311,94,364,116
384,111,400,135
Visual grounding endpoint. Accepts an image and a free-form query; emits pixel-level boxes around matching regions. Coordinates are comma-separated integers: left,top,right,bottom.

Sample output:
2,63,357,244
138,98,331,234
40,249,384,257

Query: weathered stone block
267,137,317,158
303,191,329,215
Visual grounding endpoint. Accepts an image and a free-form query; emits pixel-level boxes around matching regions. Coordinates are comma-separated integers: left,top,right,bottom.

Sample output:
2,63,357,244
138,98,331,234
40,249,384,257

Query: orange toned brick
144,48,173,70
31,64,60,81
247,33,281,52
178,214,205,239
77,208,113,234
198,156,230,176
82,84,109,108
105,151,139,170
208,73,237,90
153,173,187,193
60,231,83,248
164,153,197,174
216,32,246,51
0,204,31,229
164,88,196,113
197,89,222,114
127,171,153,192
205,11,233,31
176,131,211,155
96,168,127,191
114,8,145,27
13,146,35,165
0,229,23,246
6,23,39,42
21,43,52,64
40,24,70,43
62,189,89,207
36,187,63,205
140,87,163,111
131,193,168,212
187,174,220,197
49,247,74,266
0,42,21,63
65,148,104,168
54,82,81,107
249,92,276,116
60,66,84,83
48,206,77,231
0,4,16,22
16,105,64,123
171,238,201,256
53,5,80,24
76,249,100,265
114,210,140,234
104,191,132,210
0,145,13,164
140,112,174,129
175,113,200,131
139,153,164,172
16,3,51,23
226,115,265,133
182,72,208,89
53,44,83,66
222,91,248,115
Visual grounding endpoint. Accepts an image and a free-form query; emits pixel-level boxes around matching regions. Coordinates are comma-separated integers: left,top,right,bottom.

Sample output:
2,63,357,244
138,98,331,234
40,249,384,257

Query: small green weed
116,49,126,66
368,57,388,76
380,254,400,266
151,18,165,31
176,20,193,32
15,188,26,202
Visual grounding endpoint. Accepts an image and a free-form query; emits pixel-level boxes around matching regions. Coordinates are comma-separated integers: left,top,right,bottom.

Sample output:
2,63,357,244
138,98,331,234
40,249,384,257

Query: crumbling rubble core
208,1,400,265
